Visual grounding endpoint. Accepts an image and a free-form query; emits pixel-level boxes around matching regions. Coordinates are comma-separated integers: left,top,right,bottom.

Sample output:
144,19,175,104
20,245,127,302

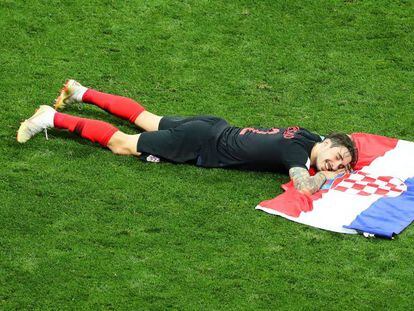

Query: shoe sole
17,106,47,143
54,80,71,110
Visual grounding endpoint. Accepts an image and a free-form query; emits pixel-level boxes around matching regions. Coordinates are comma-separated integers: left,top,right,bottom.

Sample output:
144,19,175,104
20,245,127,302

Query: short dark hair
324,133,358,168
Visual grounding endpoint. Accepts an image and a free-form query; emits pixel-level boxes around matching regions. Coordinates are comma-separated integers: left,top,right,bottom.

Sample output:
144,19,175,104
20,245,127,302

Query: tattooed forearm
289,167,327,195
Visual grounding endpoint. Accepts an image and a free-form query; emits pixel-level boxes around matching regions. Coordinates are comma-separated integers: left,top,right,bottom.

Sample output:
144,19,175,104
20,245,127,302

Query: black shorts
137,115,229,166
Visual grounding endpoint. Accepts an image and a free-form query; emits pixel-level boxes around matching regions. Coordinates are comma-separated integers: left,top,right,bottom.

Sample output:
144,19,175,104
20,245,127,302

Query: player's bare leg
107,131,142,156
54,79,163,132
133,111,162,132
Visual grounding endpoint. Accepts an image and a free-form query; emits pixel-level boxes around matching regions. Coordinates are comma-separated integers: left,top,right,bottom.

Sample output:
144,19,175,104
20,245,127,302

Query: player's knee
108,133,134,155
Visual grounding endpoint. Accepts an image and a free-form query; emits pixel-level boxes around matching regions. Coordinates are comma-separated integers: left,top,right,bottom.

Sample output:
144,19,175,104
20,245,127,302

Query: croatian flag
256,133,414,239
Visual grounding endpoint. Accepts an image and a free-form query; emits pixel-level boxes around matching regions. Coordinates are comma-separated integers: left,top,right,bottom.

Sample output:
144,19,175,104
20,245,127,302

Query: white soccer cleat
17,105,56,143
54,79,87,110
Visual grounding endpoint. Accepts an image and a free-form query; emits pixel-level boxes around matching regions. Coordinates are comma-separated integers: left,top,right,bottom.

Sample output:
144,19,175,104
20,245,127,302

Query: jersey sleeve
282,141,311,171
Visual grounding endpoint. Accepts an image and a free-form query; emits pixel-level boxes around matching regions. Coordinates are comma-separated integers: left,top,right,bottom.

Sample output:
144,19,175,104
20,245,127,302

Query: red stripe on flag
259,190,313,218
351,133,398,170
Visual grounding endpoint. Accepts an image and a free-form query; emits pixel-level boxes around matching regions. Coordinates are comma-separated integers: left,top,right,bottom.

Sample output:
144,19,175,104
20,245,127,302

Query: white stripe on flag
362,140,414,180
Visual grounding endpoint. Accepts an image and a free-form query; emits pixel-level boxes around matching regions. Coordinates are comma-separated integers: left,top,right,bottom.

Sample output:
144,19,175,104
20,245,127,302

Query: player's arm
288,167,327,195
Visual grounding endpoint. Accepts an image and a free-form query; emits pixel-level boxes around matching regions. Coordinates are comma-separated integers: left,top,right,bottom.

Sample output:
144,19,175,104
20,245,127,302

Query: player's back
216,126,322,172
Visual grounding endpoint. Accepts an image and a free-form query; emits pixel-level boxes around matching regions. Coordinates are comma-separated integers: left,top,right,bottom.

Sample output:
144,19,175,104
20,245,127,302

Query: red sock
54,112,119,147
82,89,145,123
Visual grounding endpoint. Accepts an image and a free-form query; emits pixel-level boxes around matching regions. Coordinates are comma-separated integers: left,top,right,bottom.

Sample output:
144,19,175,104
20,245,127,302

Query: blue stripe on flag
344,177,414,238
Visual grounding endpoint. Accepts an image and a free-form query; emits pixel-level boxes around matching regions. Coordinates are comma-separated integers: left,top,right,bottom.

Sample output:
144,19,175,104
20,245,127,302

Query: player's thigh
137,120,214,163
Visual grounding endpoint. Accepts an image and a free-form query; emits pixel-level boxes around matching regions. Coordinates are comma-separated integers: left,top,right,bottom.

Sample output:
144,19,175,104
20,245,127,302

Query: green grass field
1,0,414,309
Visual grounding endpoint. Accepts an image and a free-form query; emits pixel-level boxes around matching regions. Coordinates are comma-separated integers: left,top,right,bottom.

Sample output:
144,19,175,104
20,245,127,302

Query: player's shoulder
298,127,322,140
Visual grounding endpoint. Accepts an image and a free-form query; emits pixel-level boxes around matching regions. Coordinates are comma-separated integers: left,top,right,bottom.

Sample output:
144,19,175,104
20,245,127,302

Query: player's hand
321,168,347,180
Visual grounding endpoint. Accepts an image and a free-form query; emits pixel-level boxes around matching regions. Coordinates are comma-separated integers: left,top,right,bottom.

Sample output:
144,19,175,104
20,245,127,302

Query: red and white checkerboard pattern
332,171,407,197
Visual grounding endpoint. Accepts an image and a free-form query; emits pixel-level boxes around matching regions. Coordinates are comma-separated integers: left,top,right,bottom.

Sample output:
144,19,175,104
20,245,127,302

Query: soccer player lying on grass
17,80,358,195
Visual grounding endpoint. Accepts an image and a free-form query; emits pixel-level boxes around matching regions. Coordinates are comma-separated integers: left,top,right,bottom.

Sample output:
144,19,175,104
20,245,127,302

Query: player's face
316,140,352,172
